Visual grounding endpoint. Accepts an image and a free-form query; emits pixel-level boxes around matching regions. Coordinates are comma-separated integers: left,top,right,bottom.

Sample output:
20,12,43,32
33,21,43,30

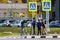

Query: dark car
0,19,6,27
2,19,15,27
49,20,60,27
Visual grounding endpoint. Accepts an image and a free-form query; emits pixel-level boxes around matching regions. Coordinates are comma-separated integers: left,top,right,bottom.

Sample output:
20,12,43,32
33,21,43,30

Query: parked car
49,20,60,27
10,20,21,27
0,22,4,27
2,19,15,27
3,20,10,26
0,19,6,27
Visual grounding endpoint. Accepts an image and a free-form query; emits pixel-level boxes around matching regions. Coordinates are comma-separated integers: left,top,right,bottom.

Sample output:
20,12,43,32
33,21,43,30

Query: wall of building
0,9,27,19
56,0,60,21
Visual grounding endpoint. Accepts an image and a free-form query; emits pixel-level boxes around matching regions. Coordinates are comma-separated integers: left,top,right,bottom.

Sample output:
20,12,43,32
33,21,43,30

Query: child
41,19,46,35
36,19,42,35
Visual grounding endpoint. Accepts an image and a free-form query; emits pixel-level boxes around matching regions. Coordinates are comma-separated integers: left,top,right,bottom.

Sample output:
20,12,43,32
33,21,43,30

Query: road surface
0,36,60,40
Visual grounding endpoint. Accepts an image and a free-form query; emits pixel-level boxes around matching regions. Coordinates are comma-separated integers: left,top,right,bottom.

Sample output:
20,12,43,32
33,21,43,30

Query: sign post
28,2,37,35
42,0,51,34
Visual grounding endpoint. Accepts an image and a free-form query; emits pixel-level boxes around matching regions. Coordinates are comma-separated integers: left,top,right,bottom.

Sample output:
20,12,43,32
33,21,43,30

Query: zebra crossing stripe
0,36,60,39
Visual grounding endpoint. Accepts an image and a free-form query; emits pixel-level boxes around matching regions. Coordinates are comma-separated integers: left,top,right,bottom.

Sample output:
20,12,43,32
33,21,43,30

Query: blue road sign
30,3,36,10
29,2,37,12
42,1,51,11
44,2,50,9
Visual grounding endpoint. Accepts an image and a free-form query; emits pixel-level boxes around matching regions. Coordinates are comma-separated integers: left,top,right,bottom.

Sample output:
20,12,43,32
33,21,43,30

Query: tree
2,0,7,3
27,12,32,18
19,13,24,17
33,13,37,18
13,12,17,18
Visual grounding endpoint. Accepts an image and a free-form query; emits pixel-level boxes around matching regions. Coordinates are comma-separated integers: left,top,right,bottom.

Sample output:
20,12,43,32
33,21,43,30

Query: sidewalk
0,33,60,39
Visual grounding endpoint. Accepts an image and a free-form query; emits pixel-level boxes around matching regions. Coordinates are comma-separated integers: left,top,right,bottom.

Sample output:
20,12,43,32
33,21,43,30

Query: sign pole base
46,12,50,35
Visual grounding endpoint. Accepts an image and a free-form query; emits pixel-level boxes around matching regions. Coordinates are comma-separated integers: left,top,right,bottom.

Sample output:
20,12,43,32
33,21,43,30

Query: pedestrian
32,18,36,35
41,19,46,35
21,19,26,35
36,19,42,35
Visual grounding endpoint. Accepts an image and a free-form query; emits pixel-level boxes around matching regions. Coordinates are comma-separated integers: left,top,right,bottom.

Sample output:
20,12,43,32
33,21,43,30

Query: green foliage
0,27,60,36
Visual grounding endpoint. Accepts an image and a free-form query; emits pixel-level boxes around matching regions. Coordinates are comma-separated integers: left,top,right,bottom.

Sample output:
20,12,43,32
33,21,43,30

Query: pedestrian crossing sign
42,1,51,11
28,2,37,12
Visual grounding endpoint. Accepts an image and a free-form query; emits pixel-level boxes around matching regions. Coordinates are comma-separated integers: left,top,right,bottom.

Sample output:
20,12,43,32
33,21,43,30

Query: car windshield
16,21,20,23
12,21,20,24
0,19,6,23
9,20,15,23
50,21,59,24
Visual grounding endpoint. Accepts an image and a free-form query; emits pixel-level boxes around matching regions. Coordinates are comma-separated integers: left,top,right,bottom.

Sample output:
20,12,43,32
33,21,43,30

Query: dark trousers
21,26,24,35
33,25,35,35
37,27,41,35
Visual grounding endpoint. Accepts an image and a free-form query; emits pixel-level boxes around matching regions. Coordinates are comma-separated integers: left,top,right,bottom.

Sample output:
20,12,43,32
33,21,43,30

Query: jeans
21,27,24,35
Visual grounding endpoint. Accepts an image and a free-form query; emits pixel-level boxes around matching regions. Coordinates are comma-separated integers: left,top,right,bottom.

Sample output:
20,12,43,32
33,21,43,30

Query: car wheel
18,25,20,27
8,24,10,27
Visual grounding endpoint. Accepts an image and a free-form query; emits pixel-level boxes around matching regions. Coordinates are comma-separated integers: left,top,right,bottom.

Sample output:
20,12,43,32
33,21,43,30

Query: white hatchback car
10,20,21,27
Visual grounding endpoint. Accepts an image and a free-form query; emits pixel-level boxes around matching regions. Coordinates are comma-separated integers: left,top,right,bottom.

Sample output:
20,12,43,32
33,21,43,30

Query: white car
3,20,10,26
10,20,21,27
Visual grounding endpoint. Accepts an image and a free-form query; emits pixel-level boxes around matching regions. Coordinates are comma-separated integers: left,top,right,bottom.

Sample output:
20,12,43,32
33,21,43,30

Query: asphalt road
0,36,60,40
0,38,60,40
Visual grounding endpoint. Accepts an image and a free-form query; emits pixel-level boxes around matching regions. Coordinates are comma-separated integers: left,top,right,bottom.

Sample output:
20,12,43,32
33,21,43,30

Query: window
22,0,27,3
52,0,56,6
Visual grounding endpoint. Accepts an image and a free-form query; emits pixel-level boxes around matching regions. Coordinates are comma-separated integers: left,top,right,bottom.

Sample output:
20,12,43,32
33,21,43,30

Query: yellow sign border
28,2,37,12
42,1,51,11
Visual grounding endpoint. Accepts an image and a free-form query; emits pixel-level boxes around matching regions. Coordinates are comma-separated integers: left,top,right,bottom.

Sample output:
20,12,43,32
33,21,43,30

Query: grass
50,28,60,33
0,27,21,33
0,27,60,36
0,33,19,36
0,27,21,36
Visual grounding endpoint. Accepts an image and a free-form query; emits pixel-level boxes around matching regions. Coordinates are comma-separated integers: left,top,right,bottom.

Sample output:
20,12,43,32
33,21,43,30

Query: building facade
0,0,40,20
0,0,38,3
0,0,59,21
